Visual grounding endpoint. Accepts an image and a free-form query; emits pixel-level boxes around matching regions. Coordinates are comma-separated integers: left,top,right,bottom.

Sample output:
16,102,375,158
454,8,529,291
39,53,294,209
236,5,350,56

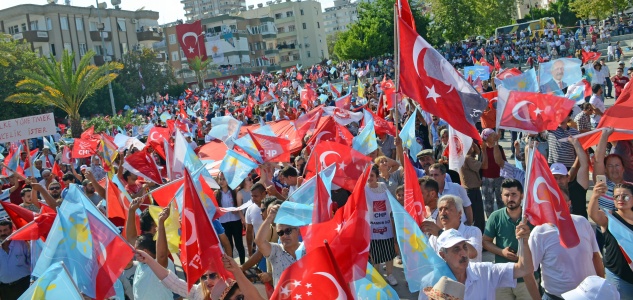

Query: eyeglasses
276,228,296,236
614,194,631,201
49,186,61,191
200,273,217,280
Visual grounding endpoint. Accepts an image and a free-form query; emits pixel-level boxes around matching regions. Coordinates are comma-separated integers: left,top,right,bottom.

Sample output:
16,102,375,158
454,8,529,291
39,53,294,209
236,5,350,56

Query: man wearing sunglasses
255,203,302,286
29,179,63,208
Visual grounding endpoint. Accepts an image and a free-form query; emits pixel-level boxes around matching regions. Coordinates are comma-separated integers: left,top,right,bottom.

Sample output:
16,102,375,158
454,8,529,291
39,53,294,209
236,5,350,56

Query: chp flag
175,20,208,61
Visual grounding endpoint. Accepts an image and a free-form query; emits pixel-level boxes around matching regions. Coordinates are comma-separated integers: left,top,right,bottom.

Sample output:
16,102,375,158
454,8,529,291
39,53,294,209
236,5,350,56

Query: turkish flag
329,83,341,97
122,150,162,184
480,58,493,73
52,162,65,189
148,127,171,159
180,169,232,291
7,204,56,241
495,68,522,81
397,4,487,142
403,151,425,225
300,167,371,282
0,201,34,229
334,94,352,110
294,107,323,139
176,20,207,61
313,171,333,223
81,125,100,141
380,76,396,109
525,149,580,248
494,55,501,71
148,178,184,207
304,117,353,151
499,91,575,134
105,177,131,227
270,245,354,299
300,84,317,109
61,145,72,164
304,141,372,192
72,138,99,158
581,49,601,64
366,109,396,136
248,129,291,163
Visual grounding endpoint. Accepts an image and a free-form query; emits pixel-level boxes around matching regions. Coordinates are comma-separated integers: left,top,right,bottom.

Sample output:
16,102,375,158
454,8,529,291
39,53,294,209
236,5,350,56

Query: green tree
333,0,431,60
184,56,219,90
570,0,628,21
117,48,176,99
427,0,477,42
524,0,579,27
326,31,341,61
472,0,518,36
6,50,123,137
79,81,136,117
0,36,45,121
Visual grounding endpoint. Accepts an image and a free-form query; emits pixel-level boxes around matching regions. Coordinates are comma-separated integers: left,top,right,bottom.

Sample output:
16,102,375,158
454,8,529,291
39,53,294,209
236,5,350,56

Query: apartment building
240,0,329,68
323,0,358,36
181,0,247,20
0,3,160,66
160,15,278,85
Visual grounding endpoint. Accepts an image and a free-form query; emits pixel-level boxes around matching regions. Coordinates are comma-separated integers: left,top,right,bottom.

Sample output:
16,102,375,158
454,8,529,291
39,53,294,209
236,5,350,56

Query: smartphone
596,175,607,184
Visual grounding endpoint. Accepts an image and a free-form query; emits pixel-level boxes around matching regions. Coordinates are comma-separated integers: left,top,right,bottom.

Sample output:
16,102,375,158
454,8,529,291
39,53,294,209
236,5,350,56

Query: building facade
181,0,247,20
323,0,358,36
0,3,160,66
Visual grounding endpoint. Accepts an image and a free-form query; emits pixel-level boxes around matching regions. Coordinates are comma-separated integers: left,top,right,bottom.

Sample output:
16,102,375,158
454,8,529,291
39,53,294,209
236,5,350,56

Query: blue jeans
606,268,633,300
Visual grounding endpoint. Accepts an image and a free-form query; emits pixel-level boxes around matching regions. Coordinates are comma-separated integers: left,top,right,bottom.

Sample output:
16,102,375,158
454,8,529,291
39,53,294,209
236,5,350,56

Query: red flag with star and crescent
524,149,580,248
495,68,522,81
403,151,425,225
397,0,487,142
304,141,372,192
499,91,575,134
175,20,208,61
300,167,371,282
270,245,355,299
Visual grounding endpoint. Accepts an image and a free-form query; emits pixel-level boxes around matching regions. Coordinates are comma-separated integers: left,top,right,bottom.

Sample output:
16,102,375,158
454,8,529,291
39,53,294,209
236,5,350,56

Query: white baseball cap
561,276,620,300
550,163,568,176
437,229,468,249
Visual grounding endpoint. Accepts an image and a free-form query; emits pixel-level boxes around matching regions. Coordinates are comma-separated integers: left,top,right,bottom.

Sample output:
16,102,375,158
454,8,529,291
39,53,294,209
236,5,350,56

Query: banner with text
0,113,56,143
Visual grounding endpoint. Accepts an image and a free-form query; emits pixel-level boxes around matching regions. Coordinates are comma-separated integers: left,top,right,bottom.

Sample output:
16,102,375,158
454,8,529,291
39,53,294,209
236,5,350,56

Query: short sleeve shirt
245,203,263,239
267,242,301,286
419,262,516,300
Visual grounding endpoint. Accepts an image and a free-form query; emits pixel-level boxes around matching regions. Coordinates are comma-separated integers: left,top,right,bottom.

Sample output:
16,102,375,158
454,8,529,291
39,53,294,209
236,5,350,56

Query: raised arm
85,170,106,199
31,182,58,209
588,182,609,229
593,127,613,182
156,207,170,268
125,198,142,245
255,204,278,257
569,136,590,189
222,254,267,300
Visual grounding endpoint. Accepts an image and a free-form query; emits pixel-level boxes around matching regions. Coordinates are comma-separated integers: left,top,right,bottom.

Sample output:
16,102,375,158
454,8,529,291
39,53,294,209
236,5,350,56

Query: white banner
0,113,56,143
206,35,225,64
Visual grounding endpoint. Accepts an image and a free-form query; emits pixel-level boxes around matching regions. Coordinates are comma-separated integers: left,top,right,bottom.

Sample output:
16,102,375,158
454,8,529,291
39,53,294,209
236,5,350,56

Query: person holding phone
593,127,626,213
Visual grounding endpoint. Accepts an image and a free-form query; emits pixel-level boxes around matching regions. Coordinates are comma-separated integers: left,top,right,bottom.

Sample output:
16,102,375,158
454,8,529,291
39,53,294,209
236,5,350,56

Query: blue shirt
0,240,30,283
212,219,225,235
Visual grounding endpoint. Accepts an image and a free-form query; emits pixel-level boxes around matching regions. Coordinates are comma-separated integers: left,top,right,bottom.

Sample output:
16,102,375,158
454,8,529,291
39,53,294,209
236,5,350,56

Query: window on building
180,49,185,59
8,25,19,35
277,27,285,33
94,45,103,55
307,51,311,58
169,34,176,44
50,44,56,56
269,43,274,49
317,22,320,28
89,21,98,31
269,57,275,65
60,17,69,30
171,51,179,61
300,9,304,15
21,23,27,32
76,18,84,31
117,19,126,32
286,11,293,17
302,23,307,30
46,18,52,30
63,43,72,53
30,21,39,31
79,43,87,56
275,13,282,19
121,42,128,55
288,25,295,32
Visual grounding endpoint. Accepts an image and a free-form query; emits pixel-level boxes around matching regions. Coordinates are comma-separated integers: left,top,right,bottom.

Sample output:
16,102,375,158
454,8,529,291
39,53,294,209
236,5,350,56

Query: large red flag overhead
147,127,171,159
525,149,580,248
366,109,396,136
304,116,354,151
122,150,162,184
7,205,56,241
397,3,487,142
175,20,208,61
403,151,425,225
304,141,372,192
499,91,575,134
248,129,291,163
180,169,232,291
294,107,324,139
581,49,601,64
71,138,99,158
270,245,354,299
300,167,371,282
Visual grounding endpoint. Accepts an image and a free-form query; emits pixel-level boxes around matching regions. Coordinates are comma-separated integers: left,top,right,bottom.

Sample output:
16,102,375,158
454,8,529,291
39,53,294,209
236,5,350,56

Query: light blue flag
30,238,45,271
606,211,633,265
209,116,242,148
160,112,172,123
20,262,83,300
353,110,378,155
233,124,276,163
318,94,329,104
43,136,57,155
131,126,139,137
275,164,336,226
463,65,490,80
329,67,337,74
399,109,422,159
193,101,201,112
387,192,456,292
538,58,582,93
0,144,5,154
565,81,586,104
500,68,539,92
187,107,196,116
143,123,155,136
352,263,399,300
117,126,125,134
219,149,259,189
189,166,218,222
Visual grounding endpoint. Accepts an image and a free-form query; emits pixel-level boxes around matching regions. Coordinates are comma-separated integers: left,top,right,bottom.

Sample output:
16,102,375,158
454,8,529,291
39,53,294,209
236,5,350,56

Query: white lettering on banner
0,113,55,143
188,254,201,269
78,150,92,156
265,149,278,157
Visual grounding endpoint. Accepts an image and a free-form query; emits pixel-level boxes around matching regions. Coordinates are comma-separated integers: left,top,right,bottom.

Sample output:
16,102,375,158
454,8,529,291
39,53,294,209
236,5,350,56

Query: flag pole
24,140,35,178
393,3,400,139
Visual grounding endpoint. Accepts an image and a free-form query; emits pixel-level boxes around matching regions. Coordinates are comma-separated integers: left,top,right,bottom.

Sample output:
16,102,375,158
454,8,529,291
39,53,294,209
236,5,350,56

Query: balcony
90,31,112,42
277,31,295,39
137,30,162,42
93,55,113,66
264,49,279,55
12,31,49,43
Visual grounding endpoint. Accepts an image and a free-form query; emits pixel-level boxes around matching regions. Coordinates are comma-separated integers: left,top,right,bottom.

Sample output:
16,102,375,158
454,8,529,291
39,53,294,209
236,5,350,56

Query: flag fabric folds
403,151,426,226
18,262,83,300
447,125,473,171
352,110,378,155
499,90,575,134
399,108,422,158
352,263,399,300
605,211,633,271
219,149,258,189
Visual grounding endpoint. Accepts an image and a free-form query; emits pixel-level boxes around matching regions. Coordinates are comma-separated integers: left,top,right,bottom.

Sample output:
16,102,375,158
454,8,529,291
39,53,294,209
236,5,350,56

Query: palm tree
186,56,219,90
6,50,123,137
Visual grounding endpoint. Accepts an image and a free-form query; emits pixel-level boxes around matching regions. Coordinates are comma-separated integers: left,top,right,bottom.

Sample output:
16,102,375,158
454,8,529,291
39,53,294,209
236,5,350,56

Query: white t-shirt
528,215,600,297
245,202,263,239
365,183,394,240
589,95,605,125
418,262,516,300
429,223,483,262
134,258,177,300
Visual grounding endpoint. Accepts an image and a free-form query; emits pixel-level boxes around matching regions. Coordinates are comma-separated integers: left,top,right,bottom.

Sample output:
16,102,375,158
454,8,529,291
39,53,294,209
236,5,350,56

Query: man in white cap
562,275,620,300
527,192,604,300
426,219,533,300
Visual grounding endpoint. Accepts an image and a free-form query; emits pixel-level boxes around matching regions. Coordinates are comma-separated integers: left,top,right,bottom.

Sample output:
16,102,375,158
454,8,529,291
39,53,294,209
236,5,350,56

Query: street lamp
96,1,117,116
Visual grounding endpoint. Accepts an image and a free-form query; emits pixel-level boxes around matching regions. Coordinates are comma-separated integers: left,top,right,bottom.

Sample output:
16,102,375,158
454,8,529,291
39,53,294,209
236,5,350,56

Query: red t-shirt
2,180,25,205
612,75,630,97
482,145,506,178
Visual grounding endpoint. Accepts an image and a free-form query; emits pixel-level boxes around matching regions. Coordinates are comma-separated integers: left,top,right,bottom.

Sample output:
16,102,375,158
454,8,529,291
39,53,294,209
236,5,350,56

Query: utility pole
96,0,117,116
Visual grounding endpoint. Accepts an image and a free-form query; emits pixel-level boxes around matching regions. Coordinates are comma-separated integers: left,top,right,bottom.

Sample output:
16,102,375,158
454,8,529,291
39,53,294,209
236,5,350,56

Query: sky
1,0,335,25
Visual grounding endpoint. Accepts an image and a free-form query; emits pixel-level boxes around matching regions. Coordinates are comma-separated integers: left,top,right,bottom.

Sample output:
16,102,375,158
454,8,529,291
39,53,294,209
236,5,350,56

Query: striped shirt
598,179,616,212
573,112,592,132
547,127,579,168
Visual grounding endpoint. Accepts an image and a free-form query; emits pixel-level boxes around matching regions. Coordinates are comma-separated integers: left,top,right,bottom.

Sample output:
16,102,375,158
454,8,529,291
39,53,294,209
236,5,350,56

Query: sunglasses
276,228,296,237
614,194,631,201
200,273,217,280
49,186,61,191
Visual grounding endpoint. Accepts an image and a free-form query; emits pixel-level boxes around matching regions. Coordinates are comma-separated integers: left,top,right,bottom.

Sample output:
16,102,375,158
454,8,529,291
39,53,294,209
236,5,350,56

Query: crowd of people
0,34,632,300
